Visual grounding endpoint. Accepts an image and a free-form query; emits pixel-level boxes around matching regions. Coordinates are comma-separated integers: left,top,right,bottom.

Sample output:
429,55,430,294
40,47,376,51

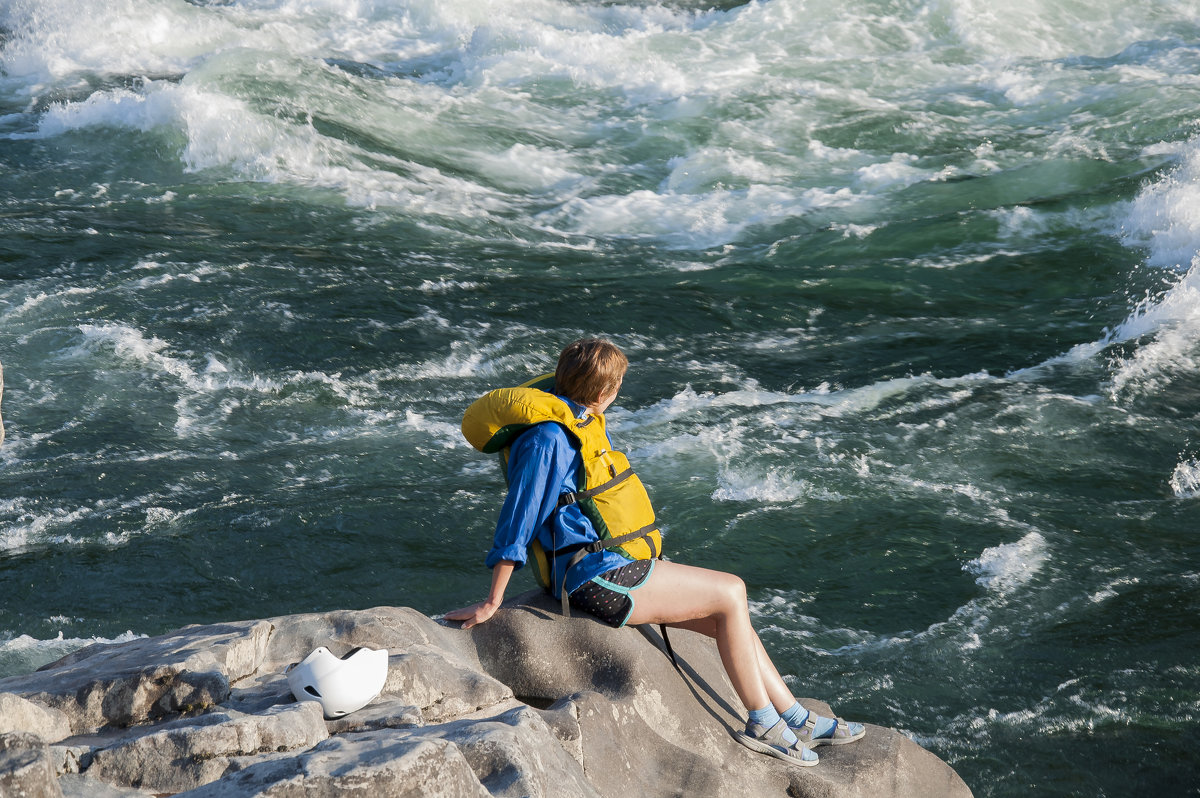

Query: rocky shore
0,590,973,797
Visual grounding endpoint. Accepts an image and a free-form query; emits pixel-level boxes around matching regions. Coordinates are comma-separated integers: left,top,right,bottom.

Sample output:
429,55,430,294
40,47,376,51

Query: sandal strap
758,719,815,762
757,718,792,748
796,712,850,738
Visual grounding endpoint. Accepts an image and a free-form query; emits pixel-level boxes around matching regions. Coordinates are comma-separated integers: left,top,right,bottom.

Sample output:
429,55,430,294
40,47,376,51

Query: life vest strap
558,522,660,616
557,467,635,507
547,521,659,560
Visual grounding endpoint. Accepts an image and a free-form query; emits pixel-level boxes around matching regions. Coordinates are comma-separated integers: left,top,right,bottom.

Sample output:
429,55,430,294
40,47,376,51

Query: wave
0,492,189,556
976,136,1200,418
0,498,96,554
29,318,517,448
746,529,1052,670
1170,458,1200,499
965,531,1048,592
8,0,1196,89
6,0,1199,248
0,629,144,680
1088,139,1200,402
629,370,996,425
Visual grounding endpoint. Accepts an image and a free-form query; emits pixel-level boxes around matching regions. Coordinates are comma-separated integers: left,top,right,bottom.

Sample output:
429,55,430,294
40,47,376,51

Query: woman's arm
445,424,572,627
444,560,516,628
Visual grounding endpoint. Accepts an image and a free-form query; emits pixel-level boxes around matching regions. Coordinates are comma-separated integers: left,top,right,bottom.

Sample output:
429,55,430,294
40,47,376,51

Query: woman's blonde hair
555,338,628,407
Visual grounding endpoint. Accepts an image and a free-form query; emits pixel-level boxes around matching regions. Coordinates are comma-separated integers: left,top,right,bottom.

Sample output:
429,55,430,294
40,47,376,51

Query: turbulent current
2,0,1200,794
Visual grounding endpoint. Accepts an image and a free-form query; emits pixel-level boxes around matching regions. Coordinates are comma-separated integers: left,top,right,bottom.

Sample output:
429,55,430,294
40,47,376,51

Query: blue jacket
485,396,635,598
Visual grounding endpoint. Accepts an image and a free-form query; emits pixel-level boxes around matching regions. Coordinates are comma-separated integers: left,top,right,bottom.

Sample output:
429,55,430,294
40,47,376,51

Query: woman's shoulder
510,418,575,453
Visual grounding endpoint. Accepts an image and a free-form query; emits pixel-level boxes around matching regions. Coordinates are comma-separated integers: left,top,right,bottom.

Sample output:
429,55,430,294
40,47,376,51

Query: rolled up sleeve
485,424,572,569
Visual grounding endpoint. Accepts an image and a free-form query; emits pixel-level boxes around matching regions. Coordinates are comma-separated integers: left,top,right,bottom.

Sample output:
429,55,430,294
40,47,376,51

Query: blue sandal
736,718,820,766
790,711,866,747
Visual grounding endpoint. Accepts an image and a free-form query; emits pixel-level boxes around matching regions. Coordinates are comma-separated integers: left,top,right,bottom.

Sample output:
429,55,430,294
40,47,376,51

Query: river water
2,0,1199,794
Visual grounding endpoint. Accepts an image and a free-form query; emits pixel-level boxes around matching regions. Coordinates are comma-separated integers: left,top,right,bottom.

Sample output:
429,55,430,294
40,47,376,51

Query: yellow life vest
461,375,663,602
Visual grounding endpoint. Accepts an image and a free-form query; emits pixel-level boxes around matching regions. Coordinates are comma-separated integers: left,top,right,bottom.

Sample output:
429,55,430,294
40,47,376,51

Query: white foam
940,0,1188,60
0,499,93,554
664,148,787,194
1096,138,1200,397
965,531,1048,592
1,0,698,224
712,467,815,504
1088,576,1139,604
0,491,190,555
853,153,929,192
989,69,1037,106
537,183,829,250
1108,291,1200,399
26,73,515,221
401,409,464,449
3,286,99,319
73,322,198,384
61,323,271,437
34,85,183,139
74,316,431,431
417,277,481,294
1170,458,1200,499
626,372,1018,512
0,0,227,87
745,527,1059,667
0,0,920,247
404,340,546,381
1125,139,1200,271
49,317,527,446
468,143,581,192
995,135,1200,390
0,629,145,680
629,371,996,431
7,0,1192,252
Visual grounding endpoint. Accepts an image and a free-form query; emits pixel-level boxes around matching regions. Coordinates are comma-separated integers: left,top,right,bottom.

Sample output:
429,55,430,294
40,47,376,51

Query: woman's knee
713,571,748,611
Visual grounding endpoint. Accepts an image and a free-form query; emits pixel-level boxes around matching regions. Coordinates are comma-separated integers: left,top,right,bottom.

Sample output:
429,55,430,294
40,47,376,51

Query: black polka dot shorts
568,558,655,628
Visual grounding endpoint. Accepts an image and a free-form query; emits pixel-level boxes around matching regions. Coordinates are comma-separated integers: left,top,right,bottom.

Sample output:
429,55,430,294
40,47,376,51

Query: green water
2,0,1200,794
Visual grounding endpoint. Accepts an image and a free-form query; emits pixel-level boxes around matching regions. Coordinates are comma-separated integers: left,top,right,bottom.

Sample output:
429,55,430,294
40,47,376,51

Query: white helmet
286,646,389,718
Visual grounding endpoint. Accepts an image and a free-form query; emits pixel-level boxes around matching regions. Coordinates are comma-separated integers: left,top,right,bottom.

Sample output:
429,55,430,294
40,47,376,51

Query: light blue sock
780,702,807,727
781,701,837,738
747,706,798,745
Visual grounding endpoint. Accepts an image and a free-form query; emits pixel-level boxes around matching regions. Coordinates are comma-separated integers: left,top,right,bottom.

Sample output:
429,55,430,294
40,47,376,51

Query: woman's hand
443,599,502,629
444,561,515,628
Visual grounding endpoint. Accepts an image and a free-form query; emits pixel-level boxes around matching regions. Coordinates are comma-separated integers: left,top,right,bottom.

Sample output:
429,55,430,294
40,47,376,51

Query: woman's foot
735,718,820,766
786,708,866,747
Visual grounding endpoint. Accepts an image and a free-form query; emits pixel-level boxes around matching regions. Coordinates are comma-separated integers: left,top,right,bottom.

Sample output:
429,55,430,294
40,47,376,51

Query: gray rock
0,693,72,743
402,703,601,798
323,698,422,735
472,591,974,798
57,773,155,798
0,593,973,797
5,620,272,734
385,645,514,722
180,735,493,798
0,732,64,798
46,741,91,776
85,701,328,794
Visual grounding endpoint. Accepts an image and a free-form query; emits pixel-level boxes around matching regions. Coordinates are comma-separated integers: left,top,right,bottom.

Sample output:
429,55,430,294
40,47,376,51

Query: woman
447,338,864,766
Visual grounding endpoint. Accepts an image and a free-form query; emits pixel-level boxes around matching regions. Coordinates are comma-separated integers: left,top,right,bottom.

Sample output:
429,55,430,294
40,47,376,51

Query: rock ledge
0,591,972,797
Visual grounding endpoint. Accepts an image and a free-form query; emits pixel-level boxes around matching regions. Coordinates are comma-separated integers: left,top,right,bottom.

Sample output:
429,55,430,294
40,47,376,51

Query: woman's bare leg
624,559,774,711
629,564,866,754
671,615,796,712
